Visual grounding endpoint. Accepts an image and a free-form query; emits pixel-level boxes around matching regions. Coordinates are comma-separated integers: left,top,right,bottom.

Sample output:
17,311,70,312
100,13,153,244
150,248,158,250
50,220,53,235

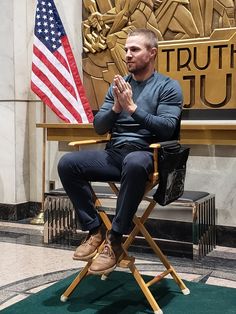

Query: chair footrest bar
147,269,172,287
118,256,135,268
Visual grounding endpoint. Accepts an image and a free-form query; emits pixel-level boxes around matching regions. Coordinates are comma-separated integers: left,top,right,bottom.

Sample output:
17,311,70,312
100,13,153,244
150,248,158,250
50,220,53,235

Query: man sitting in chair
58,28,182,275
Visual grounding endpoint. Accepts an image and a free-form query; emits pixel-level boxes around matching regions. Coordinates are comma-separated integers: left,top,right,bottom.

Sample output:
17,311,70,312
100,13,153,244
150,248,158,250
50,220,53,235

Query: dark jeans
57,146,153,234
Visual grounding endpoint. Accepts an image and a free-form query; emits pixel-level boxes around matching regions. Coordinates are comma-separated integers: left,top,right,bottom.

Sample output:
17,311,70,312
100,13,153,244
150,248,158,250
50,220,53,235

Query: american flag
31,0,94,123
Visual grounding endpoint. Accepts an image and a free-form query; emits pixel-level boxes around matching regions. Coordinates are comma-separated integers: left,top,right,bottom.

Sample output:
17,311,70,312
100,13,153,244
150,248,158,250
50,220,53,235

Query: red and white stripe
31,35,93,123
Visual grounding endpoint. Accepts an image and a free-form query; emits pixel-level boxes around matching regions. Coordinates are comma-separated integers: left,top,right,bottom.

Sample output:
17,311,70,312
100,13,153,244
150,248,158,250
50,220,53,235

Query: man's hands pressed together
112,75,137,115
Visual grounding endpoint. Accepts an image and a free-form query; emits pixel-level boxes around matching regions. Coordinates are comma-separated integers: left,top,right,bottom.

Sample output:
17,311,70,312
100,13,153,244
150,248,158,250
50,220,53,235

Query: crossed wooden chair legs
60,183,190,314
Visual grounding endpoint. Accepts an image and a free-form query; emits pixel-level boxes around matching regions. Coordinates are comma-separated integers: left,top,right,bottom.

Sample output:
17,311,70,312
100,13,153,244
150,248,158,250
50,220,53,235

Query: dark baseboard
0,202,41,221
216,225,236,248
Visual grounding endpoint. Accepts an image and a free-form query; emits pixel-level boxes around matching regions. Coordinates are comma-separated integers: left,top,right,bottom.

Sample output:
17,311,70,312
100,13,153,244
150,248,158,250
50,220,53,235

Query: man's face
125,35,155,75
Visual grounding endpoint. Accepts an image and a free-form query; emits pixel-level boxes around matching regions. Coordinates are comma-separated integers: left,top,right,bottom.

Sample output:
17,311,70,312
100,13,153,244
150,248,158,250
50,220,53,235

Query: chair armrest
69,138,109,148
150,140,179,148
149,140,179,174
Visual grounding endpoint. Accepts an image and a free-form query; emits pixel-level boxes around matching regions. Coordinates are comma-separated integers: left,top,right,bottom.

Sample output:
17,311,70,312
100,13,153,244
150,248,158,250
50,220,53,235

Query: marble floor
0,221,236,312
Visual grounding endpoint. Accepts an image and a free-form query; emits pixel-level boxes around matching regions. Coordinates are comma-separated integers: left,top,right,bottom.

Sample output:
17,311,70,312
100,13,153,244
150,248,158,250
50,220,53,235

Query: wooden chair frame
60,138,190,314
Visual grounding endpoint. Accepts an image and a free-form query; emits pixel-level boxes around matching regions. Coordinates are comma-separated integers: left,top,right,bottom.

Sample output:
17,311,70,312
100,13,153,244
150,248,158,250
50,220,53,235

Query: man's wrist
128,103,137,115
112,105,121,113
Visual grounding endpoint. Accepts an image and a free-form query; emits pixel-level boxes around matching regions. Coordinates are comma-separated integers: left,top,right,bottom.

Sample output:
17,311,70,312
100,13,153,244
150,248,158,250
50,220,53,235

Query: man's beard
127,62,148,75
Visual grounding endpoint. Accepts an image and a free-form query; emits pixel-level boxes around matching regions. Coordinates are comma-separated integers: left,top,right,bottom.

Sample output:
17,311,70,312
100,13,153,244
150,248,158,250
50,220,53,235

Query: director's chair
60,137,190,314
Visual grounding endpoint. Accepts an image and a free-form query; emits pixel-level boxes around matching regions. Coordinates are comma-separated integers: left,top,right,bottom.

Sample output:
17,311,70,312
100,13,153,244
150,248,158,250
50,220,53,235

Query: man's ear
150,47,157,58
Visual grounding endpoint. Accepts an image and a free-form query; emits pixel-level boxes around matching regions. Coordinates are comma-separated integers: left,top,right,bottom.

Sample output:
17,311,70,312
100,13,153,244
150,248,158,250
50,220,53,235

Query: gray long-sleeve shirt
93,72,183,149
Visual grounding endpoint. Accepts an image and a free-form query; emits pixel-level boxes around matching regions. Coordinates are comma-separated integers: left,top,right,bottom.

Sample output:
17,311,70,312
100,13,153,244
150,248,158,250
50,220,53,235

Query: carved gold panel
82,0,236,111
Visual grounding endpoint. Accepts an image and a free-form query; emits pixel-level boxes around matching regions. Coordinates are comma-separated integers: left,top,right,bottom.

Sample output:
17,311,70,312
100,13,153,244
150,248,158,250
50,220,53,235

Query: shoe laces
101,243,113,257
82,234,96,246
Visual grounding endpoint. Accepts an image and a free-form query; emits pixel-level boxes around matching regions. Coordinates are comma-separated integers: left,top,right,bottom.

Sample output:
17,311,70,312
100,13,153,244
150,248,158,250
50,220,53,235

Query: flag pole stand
30,103,46,225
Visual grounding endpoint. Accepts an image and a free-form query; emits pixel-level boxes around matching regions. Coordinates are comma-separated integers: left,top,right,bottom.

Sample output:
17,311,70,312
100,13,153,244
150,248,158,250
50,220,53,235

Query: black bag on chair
153,143,190,206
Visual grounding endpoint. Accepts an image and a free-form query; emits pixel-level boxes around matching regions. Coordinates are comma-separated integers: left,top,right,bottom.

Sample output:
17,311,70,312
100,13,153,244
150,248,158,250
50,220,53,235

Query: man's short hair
128,28,158,49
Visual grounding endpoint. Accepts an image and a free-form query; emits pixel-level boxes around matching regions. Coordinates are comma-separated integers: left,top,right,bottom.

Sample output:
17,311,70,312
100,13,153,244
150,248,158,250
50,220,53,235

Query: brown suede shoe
73,228,104,261
88,232,123,275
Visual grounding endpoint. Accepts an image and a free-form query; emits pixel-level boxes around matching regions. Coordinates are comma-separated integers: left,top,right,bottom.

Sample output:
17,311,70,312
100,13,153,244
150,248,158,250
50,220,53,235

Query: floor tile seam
0,292,35,308
200,257,236,263
0,268,79,291
2,291,33,296
182,262,236,271
190,267,236,275
3,282,56,294
135,258,236,272
0,239,74,251
206,267,236,274
209,273,236,281
0,293,23,307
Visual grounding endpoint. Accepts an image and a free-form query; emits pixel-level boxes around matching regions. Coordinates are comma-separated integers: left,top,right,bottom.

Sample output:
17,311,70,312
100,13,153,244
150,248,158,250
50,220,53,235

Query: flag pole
42,103,46,210
31,102,46,225
30,0,94,224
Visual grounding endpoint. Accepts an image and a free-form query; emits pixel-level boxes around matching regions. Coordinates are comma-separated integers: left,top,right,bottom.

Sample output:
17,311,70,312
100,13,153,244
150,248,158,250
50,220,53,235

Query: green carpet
1,271,236,314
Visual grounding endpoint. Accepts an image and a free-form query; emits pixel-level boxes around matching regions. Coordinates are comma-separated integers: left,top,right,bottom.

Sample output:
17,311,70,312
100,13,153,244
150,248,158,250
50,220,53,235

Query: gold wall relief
82,0,236,111
159,29,236,109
